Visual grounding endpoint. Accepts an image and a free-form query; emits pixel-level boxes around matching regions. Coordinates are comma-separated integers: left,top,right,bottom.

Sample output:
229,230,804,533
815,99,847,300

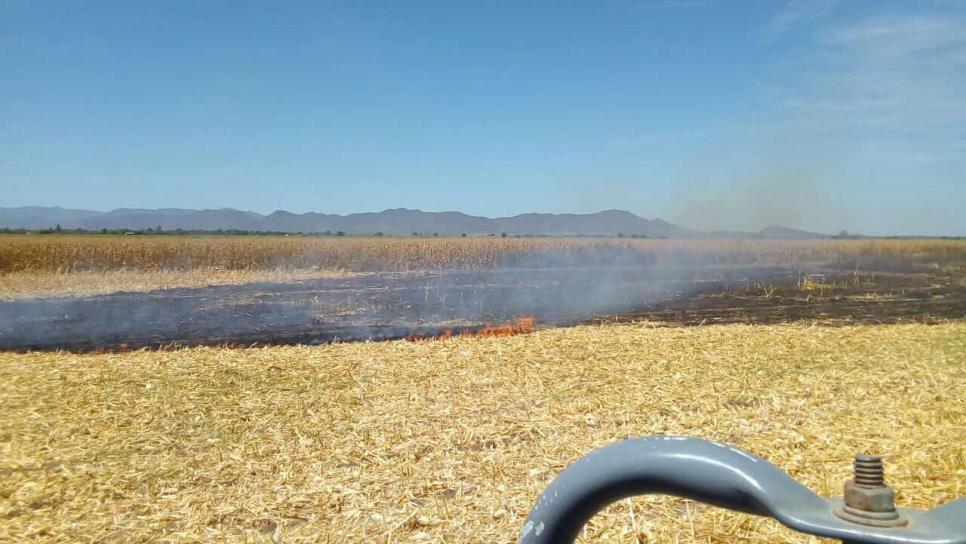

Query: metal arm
519,437,966,544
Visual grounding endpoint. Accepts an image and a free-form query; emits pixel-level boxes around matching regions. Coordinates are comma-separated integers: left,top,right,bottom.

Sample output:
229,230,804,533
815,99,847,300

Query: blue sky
2,1,964,235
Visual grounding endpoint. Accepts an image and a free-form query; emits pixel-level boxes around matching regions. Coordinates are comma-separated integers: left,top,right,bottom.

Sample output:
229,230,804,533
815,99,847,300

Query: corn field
0,234,963,274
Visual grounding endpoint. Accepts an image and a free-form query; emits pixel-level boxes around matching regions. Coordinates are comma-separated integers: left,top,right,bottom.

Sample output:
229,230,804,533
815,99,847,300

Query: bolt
834,453,907,527
853,455,885,487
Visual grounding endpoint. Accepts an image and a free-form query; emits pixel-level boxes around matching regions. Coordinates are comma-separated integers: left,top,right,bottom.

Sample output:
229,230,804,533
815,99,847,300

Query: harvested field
1,322,964,543
0,268,353,301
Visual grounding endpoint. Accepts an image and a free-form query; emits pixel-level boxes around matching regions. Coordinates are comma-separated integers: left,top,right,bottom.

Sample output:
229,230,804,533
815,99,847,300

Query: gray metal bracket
518,437,966,544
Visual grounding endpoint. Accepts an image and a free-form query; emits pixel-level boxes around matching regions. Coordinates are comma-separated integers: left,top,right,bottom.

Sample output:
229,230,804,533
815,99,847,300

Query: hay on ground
1,322,964,543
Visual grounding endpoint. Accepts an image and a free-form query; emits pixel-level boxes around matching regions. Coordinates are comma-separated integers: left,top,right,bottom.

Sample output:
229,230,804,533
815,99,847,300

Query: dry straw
2,322,964,543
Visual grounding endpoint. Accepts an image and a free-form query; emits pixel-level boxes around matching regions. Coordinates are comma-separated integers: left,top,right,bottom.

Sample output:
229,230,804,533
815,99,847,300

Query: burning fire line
405,316,537,342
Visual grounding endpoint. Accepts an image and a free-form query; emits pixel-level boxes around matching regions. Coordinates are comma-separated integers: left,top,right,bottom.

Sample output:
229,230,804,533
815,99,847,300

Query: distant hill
755,224,826,239
706,224,828,239
0,206,827,238
0,206,103,230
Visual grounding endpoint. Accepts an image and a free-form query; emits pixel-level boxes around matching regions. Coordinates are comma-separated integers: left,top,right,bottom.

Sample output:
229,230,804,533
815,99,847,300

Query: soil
1,263,962,352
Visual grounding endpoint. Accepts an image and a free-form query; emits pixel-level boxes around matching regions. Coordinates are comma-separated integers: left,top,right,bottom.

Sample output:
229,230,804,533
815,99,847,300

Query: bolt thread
854,455,885,486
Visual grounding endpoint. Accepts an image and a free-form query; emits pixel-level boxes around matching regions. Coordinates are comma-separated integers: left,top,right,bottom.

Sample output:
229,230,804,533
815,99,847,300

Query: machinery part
836,454,906,527
518,437,966,544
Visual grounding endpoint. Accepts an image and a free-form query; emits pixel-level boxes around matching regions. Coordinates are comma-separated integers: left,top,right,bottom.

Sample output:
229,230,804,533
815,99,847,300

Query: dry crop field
1,322,964,543
1,235,964,299
3,235,964,273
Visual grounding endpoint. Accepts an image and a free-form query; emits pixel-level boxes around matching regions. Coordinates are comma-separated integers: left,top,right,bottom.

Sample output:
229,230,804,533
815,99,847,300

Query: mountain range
0,206,826,238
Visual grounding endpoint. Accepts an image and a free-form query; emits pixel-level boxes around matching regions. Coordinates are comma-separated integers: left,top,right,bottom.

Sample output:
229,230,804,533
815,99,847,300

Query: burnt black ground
599,269,966,326
1,264,963,351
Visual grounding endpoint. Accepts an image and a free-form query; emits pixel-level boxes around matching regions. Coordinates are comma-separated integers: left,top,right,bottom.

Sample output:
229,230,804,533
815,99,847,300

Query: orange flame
406,316,536,342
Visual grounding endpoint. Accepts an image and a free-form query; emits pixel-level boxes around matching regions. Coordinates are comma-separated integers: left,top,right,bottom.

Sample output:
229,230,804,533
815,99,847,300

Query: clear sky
2,1,964,235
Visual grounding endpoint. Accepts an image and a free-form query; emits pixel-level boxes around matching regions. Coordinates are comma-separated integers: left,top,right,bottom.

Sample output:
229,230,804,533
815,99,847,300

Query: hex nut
843,480,897,513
